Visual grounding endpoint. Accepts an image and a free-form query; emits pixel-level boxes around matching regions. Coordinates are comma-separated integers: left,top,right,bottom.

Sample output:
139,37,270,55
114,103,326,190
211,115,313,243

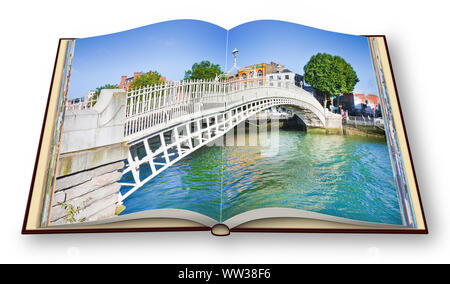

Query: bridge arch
117,79,340,200
227,86,326,127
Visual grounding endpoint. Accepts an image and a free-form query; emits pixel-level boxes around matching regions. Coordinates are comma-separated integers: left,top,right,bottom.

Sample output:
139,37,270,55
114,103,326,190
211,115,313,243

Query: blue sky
68,19,378,99
68,20,227,99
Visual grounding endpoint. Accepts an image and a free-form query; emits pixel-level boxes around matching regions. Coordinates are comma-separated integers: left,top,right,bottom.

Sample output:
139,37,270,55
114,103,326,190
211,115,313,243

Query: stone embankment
50,159,125,225
49,89,128,226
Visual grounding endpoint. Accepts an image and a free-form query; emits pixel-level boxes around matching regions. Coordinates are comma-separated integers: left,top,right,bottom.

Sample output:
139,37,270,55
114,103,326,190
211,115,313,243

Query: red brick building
353,93,380,114
119,72,166,90
119,72,141,90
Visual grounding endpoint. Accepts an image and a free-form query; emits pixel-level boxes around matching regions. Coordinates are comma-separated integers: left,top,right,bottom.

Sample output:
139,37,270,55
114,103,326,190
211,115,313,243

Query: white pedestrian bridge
63,79,341,201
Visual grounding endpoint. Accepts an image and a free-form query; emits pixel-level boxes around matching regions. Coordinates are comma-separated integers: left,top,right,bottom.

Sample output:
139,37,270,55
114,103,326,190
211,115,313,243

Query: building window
241,73,247,80
285,75,289,80
269,75,273,80
249,71,254,78
257,70,263,77
277,75,281,80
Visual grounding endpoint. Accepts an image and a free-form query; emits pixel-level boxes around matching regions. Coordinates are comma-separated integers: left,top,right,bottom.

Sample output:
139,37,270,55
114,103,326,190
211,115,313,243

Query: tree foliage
93,84,118,103
184,61,224,80
94,84,118,96
129,71,162,89
303,53,359,108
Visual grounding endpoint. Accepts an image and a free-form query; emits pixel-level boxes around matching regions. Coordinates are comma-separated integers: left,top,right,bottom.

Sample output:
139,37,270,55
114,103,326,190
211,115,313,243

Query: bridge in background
61,78,342,203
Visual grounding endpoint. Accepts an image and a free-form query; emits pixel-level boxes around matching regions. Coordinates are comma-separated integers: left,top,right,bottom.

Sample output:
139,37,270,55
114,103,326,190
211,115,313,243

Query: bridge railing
124,79,226,137
344,115,385,129
123,78,325,139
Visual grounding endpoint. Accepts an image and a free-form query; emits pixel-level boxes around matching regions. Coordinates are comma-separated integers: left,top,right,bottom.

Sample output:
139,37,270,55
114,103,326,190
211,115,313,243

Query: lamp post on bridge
226,48,239,79
232,48,239,70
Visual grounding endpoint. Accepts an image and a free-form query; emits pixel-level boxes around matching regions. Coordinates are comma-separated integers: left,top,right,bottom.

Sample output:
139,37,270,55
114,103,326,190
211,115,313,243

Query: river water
120,128,402,225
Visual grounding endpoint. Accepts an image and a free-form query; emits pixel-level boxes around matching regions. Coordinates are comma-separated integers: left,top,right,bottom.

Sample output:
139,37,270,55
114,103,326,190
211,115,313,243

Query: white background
0,0,449,264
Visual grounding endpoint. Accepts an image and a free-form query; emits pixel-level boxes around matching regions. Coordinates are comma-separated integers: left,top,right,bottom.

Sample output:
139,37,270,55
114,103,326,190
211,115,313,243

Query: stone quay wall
50,159,125,225
342,124,386,138
49,89,128,226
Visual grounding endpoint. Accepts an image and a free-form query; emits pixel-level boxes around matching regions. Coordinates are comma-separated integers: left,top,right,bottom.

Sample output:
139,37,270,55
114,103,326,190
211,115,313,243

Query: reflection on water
120,129,402,225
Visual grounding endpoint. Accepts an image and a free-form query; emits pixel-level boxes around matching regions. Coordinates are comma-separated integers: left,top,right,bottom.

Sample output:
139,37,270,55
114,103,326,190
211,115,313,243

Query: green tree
184,61,224,80
303,53,359,109
93,84,118,102
129,71,162,89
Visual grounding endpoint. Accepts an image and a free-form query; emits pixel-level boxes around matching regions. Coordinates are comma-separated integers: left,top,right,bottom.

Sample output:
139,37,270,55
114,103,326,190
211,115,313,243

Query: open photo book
22,19,427,235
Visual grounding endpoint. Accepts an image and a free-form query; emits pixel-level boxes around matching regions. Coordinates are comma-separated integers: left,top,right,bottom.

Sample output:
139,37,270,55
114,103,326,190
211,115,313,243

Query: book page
218,20,414,227
43,20,228,227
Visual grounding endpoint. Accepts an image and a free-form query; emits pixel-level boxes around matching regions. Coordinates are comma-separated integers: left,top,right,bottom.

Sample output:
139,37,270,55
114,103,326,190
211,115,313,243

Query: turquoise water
120,130,402,225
